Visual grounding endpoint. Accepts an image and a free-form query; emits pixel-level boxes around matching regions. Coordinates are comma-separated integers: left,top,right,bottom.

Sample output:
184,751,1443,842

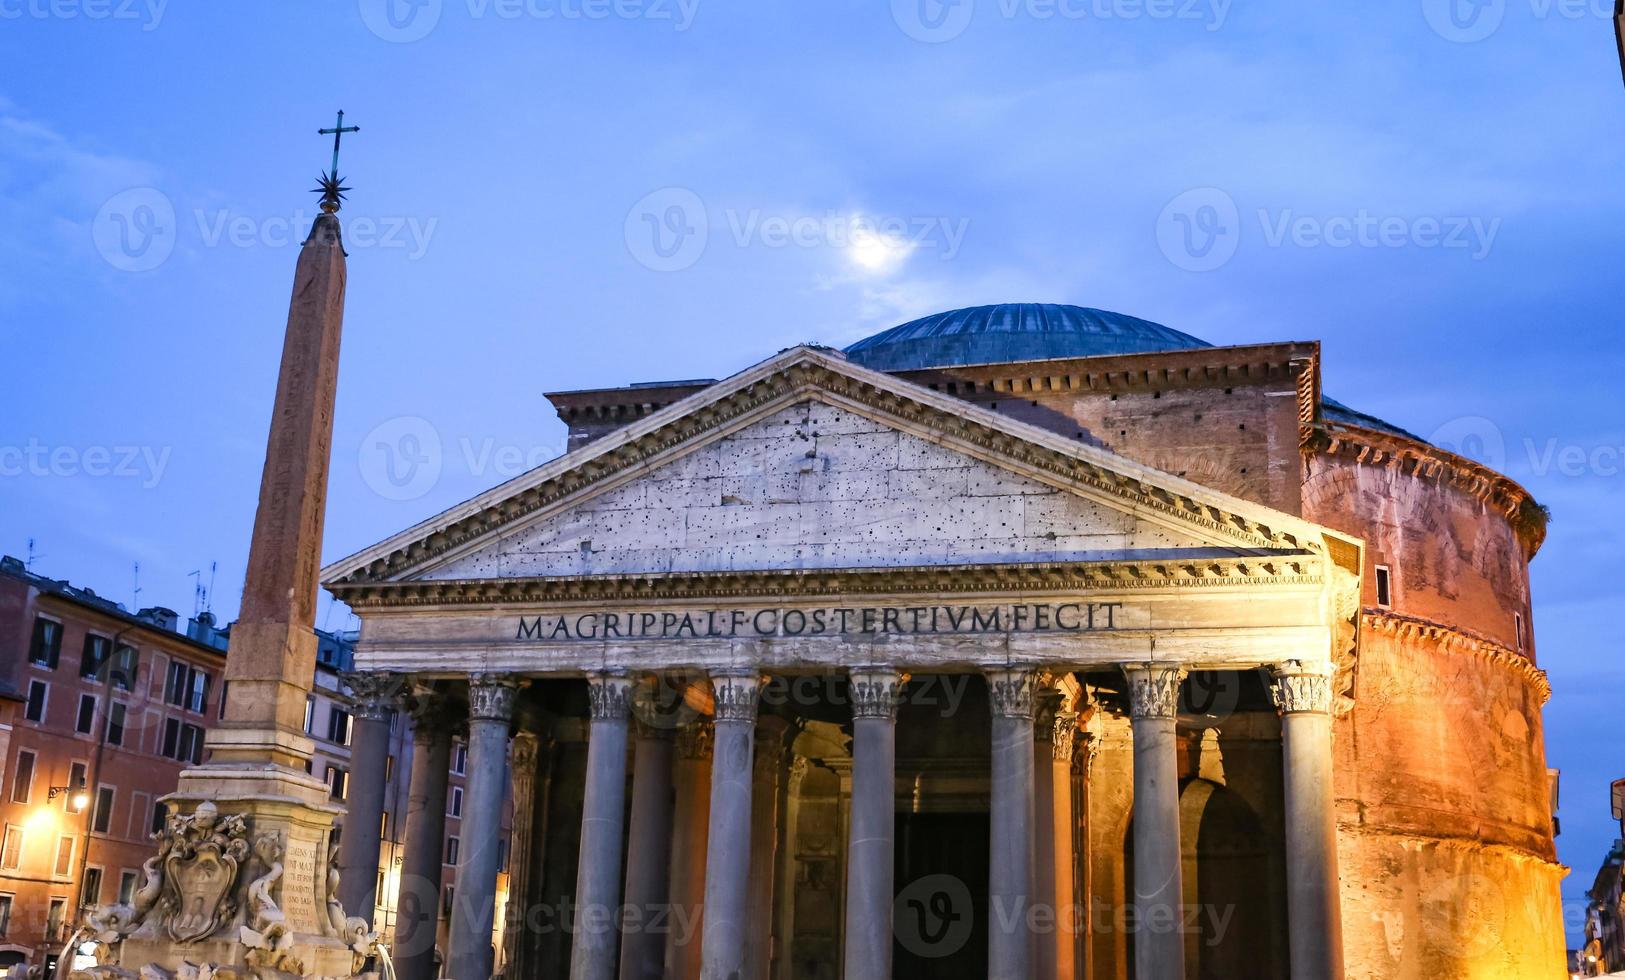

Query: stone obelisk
78,160,372,979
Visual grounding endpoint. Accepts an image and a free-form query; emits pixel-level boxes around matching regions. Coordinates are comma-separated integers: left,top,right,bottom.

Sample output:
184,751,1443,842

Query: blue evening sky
1,0,1620,942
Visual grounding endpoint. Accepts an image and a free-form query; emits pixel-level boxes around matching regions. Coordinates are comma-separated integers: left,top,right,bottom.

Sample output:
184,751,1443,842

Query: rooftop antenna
188,569,205,617
25,538,42,571
132,562,142,610
205,561,217,614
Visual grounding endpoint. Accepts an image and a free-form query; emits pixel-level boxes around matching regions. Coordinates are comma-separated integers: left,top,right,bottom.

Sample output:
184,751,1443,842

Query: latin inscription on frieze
515,602,1132,643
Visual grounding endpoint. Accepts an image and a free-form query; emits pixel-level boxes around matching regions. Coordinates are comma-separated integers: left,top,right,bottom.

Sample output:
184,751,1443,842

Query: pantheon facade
322,305,1565,980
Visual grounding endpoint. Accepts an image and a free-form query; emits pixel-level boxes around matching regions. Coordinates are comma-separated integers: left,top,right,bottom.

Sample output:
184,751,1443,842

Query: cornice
327,557,1323,609
894,341,1321,399
1362,609,1550,704
1304,421,1546,556
325,350,1337,588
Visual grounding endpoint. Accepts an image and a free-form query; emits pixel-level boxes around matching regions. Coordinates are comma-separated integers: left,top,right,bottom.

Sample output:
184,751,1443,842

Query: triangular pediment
322,346,1347,587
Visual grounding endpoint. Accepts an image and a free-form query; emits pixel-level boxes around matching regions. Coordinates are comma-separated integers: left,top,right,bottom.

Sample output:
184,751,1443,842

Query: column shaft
1050,712,1079,980
1274,662,1345,980
700,673,761,980
504,731,545,976
987,668,1036,980
664,720,713,980
569,673,634,980
843,670,901,980
337,672,397,926
394,694,454,980
1034,699,1079,980
620,723,676,980
447,674,519,980
745,718,789,979
1124,664,1186,980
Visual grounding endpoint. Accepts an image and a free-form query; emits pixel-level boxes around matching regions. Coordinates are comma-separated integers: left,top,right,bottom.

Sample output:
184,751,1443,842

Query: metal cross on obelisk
314,109,360,213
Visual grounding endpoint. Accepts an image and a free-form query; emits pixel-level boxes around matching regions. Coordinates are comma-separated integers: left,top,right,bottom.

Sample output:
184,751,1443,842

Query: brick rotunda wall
1302,444,1567,980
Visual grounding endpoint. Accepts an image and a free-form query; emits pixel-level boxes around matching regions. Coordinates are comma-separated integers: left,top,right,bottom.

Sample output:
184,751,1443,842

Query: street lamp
48,781,90,813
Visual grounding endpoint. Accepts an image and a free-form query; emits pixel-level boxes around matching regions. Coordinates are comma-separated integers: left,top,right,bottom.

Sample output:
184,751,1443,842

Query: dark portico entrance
893,811,990,979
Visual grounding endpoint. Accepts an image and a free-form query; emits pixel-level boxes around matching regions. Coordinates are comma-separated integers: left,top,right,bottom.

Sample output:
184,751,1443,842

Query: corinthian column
1272,661,1344,980
664,719,713,980
620,687,679,980
504,731,544,976
337,671,401,926
843,668,902,980
1033,691,1079,980
447,673,520,980
746,716,791,980
700,672,761,980
986,667,1036,980
1122,664,1186,980
571,672,635,980
395,690,455,980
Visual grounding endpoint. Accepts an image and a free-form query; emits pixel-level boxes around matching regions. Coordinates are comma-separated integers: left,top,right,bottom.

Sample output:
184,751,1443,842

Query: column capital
1049,711,1078,762
676,718,714,759
1269,660,1335,714
586,671,635,721
1122,663,1187,721
631,674,698,737
468,673,522,722
710,672,761,724
985,667,1036,720
510,730,543,772
849,668,904,722
341,670,405,721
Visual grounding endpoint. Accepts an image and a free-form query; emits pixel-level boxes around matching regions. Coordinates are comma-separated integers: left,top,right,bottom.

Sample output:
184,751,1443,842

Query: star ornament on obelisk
76,115,377,979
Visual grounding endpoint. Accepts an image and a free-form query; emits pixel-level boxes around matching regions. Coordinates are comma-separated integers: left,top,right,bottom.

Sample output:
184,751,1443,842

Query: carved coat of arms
158,802,251,943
